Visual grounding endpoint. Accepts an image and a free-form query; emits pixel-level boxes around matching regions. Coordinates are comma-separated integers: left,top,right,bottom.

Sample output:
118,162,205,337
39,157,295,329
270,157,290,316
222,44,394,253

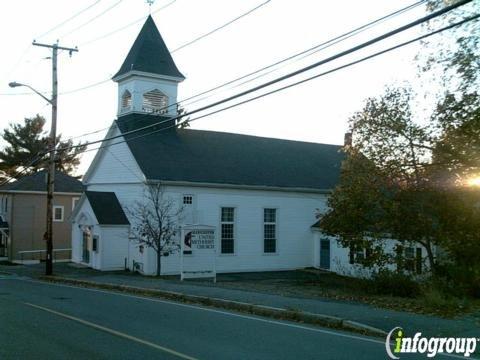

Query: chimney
344,132,352,147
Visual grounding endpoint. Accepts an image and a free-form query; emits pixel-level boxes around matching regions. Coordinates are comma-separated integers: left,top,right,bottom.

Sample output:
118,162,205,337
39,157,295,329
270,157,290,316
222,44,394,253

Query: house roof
85,191,130,225
311,220,320,228
116,114,344,191
113,15,184,80
0,170,83,193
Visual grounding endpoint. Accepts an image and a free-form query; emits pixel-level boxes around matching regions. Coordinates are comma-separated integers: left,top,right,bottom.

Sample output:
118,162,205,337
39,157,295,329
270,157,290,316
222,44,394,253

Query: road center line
23,302,198,360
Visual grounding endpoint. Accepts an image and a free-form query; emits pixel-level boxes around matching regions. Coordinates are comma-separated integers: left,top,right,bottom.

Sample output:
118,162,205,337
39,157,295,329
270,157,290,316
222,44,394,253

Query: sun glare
466,176,480,187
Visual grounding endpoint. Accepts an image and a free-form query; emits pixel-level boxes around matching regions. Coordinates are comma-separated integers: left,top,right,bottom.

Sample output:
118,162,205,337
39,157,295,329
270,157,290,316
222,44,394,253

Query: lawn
194,269,480,317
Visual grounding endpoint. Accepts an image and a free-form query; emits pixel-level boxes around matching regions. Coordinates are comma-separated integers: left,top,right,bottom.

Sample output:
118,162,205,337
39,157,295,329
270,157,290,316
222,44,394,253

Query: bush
434,263,480,298
363,270,420,298
420,287,471,316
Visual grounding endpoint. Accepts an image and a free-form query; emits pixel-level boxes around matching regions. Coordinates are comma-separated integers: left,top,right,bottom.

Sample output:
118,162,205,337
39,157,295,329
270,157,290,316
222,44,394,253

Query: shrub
364,270,420,298
420,287,471,316
434,263,480,299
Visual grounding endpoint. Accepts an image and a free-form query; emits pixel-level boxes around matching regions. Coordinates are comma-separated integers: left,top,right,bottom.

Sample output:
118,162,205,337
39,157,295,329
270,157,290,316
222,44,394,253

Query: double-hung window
221,207,235,254
405,247,422,274
264,208,277,253
53,206,64,222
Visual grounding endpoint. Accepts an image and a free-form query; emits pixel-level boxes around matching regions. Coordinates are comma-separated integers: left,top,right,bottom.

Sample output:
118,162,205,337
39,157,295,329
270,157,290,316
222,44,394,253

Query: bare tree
127,184,183,276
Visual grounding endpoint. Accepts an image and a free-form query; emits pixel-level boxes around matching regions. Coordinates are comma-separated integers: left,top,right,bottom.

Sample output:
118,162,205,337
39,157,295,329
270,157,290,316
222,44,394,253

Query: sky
0,0,465,175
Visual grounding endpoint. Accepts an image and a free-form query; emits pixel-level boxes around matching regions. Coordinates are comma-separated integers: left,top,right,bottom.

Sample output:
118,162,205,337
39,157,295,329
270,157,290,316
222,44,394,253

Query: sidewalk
2,262,479,337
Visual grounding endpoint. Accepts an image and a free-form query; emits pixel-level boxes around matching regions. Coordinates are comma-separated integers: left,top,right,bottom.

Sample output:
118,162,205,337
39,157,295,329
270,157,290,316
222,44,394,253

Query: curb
39,276,387,338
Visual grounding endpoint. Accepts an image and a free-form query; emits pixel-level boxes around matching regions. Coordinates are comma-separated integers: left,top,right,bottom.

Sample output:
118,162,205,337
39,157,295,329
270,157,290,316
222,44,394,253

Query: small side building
0,170,83,262
71,191,130,270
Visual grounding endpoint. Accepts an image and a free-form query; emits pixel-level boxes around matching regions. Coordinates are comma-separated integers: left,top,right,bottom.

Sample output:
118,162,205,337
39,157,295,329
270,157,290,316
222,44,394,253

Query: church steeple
113,16,184,117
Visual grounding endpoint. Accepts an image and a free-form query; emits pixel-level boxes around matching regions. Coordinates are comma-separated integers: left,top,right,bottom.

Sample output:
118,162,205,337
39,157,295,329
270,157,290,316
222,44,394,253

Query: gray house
0,170,83,262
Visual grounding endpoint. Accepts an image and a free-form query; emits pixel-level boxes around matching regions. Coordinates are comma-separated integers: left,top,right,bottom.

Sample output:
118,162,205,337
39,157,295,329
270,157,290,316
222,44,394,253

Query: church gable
84,124,145,185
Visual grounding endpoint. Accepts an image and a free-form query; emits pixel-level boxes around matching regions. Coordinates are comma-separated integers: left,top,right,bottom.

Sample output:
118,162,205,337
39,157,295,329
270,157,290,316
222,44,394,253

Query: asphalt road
0,277,460,360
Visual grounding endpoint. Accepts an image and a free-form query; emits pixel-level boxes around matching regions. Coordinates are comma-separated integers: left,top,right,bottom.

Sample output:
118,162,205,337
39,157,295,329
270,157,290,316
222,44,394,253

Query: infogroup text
385,327,478,358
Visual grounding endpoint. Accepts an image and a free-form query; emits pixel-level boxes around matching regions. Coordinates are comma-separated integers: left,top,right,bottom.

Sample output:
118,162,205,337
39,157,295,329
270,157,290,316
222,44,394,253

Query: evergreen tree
0,114,87,181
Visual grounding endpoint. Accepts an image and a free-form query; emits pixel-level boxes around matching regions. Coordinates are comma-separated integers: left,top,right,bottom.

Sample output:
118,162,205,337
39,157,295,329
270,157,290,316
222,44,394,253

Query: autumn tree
320,1,480,284
320,88,441,271
419,0,480,185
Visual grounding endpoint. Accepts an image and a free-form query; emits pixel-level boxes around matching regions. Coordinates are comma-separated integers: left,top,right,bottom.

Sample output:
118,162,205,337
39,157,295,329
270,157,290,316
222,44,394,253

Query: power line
178,0,427,109
59,0,125,40
76,13,480,160
0,152,49,186
78,0,177,47
171,0,271,53
0,1,101,87
1,0,268,97
35,0,102,40
71,0,267,50
55,0,475,154
1,0,175,92
4,10,477,187
106,148,144,181
64,0,426,141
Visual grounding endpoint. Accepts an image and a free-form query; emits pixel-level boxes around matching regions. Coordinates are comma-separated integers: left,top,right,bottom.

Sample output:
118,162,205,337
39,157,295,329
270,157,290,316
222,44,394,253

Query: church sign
180,225,216,282
184,229,215,252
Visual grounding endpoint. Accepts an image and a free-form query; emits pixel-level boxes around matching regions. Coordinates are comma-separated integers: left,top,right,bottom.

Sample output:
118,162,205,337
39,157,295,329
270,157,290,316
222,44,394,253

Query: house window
355,248,365,262
142,89,168,114
221,207,235,254
121,90,132,111
53,206,64,222
263,208,276,253
405,247,423,274
183,195,193,205
349,245,370,264
92,235,99,252
72,197,80,210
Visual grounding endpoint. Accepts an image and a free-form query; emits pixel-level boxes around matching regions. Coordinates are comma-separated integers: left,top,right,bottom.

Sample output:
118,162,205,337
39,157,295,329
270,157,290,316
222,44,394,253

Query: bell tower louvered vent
121,90,132,112
142,89,168,114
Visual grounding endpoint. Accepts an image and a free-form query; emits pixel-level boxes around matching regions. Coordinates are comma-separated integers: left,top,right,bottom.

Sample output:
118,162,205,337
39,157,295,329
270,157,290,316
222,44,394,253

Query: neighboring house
311,222,426,277
0,170,83,262
72,16,349,275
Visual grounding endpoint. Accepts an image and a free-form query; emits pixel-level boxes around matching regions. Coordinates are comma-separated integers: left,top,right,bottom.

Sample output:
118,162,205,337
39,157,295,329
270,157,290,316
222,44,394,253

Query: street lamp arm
8,81,52,105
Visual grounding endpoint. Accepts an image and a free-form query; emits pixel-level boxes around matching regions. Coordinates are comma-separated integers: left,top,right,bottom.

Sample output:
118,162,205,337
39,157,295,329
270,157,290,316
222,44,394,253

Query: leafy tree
320,2,480,293
176,106,191,129
430,92,480,185
319,148,394,269
127,184,183,276
0,115,87,180
420,0,479,93
320,88,440,271
434,188,480,296
320,86,479,278
349,87,433,187
419,1,480,185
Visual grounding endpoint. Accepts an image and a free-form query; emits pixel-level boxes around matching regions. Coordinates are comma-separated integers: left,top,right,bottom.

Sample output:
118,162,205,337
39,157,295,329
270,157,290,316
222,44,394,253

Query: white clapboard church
71,16,348,276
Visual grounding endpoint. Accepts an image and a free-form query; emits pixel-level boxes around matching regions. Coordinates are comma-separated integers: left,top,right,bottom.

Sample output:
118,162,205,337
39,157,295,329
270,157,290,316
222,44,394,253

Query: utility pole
32,41,78,275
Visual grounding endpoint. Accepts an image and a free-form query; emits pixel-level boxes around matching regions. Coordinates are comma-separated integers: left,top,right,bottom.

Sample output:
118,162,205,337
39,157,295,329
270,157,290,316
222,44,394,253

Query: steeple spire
113,16,184,118
113,15,184,81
